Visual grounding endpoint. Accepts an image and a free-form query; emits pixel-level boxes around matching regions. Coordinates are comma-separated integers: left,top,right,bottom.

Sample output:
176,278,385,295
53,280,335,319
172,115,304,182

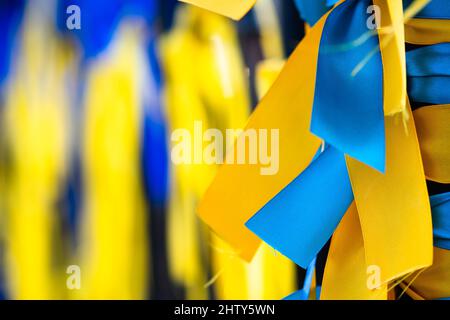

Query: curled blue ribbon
246,146,353,268
407,43,450,105
311,0,385,172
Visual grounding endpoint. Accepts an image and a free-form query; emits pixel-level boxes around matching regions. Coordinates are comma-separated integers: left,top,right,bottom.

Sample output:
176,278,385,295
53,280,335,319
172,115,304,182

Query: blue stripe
0,1,25,85
403,0,450,19
245,146,353,268
430,192,450,251
293,0,339,26
407,43,450,105
408,76,450,105
311,0,385,172
57,0,158,59
284,257,316,300
407,43,450,77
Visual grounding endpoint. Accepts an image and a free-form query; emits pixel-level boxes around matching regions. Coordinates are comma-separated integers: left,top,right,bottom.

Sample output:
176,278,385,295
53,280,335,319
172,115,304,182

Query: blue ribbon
430,192,450,251
57,0,158,59
403,0,450,19
284,257,316,300
0,1,25,86
311,0,385,172
406,43,450,105
246,146,353,268
293,0,339,26
141,40,169,207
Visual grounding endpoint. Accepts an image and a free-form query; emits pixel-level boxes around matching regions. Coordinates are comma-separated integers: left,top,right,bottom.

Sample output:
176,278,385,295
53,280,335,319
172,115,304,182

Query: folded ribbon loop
311,0,385,172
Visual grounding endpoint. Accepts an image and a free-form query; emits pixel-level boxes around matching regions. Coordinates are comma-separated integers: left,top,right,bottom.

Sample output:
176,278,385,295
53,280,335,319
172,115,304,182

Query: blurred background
0,0,325,299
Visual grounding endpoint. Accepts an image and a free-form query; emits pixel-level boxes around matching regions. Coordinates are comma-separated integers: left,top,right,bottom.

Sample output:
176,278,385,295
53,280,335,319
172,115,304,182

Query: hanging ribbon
246,146,353,268
185,0,444,300
400,192,450,300
179,0,256,20
78,22,149,299
0,1,25,85
293,0,339,27
311,0,385,172
2,1,72,298
321,203,387,300
284,257,316,300
404,0,450,44
414,105,450,183
347,98,433,284
198,11,327,260
407,44,450,105
430,192,450,251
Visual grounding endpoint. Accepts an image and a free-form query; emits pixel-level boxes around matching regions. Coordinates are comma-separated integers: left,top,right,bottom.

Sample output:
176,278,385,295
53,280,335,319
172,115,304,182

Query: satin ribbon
284,257,316,300
403,0,450,19
402,247,450,300
407,43,450,105
374,0,407,116
0,1,25,85
405,18,450,44
400,191,450,300
293,0,339,27
246,146,353,268
404,0,450,44
414,105,450,183
321,203,387,300
187,0,440,295
407,43,450,77
430,192,450,250
198,11,326,260
347,98,433,284
311,0,385,172
179,0,256,20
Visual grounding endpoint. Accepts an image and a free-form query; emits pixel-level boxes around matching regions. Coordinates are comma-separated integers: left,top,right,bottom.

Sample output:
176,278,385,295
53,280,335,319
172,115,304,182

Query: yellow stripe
346,98,433,284
179,0,256,20
197,11,329,261
404,247,450,300
374,0,406,115
405,18,450,44
2,2,71,299
254,0,284,59
78,22,149,299
322,203,388,300
414,105,450,184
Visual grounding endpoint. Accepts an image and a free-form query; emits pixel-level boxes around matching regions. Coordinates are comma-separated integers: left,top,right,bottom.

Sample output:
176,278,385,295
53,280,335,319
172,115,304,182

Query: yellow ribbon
322,203,388,300
78,22,149,299
414,105,450,184
2,3,72,299
347,98,433,284
198,11,328,261
401,247,450,300
179,0,257,20
405,18,450,44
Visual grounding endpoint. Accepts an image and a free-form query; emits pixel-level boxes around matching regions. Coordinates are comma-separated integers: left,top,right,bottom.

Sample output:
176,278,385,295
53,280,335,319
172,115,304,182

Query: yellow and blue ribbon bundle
187,0,450,300
0,0,449,300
